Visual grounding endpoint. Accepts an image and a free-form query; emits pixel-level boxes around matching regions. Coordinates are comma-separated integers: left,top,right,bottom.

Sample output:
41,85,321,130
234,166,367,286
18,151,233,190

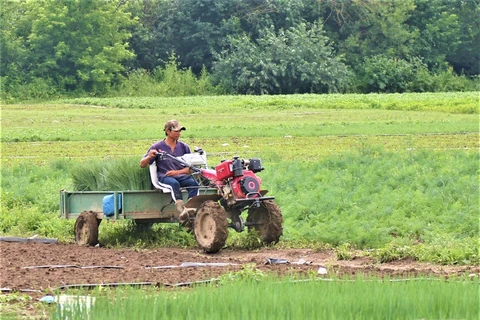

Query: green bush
430,67,479,92
112,55,217,97
356,55,477,93
0,76,62,103
357,55,431,93
212,23,351,94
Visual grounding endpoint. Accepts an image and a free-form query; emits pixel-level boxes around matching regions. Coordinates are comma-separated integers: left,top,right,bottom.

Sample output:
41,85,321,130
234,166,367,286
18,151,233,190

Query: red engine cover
231,171,262,199
200,168,217,181
215,160,234,181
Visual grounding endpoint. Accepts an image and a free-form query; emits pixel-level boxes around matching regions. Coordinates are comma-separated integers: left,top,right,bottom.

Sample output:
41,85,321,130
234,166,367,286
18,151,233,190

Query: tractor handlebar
155,151,202,173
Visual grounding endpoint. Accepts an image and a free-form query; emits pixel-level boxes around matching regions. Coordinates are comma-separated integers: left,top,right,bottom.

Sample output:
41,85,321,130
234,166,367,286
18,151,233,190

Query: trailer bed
60,188,218,222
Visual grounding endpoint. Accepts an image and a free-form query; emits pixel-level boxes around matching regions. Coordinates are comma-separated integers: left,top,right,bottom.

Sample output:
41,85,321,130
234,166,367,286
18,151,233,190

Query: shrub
212,23,351,94
113,55,217,97
356,55,478,93
357,55,431,93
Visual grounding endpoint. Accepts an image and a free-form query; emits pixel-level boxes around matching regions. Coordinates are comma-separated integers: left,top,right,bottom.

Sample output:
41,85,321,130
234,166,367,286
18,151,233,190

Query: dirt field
2,241,479,300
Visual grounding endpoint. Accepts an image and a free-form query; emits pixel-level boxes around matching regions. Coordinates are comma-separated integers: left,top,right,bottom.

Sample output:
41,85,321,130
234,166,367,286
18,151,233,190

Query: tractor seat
149,161,173,193
149,152,207,194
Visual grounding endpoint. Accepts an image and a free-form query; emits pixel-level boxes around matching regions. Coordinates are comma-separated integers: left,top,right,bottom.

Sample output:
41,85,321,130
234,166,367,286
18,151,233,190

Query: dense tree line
1,0,478,100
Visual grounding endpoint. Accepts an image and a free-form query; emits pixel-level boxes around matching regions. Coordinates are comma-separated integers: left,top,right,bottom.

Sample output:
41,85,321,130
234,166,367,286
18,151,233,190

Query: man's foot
175,200,185,214
179,207,196,232
179,207,196,220
176,199,196,232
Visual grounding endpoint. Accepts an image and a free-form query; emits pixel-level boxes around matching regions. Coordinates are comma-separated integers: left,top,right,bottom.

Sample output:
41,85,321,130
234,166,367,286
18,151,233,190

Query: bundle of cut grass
71,157,150,191
71,159,106,191
102,157,151,191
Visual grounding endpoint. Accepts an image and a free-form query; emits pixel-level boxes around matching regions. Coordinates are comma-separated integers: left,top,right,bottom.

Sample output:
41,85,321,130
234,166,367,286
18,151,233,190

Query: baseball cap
164,119,186,132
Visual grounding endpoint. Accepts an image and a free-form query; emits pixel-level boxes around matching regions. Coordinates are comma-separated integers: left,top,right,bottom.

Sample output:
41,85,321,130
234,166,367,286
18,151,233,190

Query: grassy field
2,92,478,144
1,92,479,264
1,92,479,320
53,275,478,320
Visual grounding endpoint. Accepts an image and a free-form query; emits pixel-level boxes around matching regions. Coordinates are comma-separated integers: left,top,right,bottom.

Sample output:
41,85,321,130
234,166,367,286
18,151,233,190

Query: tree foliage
332,0,418,67
316,0,479,76
1,0,136,98
213,23,350,94
1,0,478,99
443,0,480,76
357,55,430,93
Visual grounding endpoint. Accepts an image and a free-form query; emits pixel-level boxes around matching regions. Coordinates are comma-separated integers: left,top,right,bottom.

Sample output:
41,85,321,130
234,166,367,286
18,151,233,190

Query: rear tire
194,200,228,253
74,211,100,246
246,200,283,244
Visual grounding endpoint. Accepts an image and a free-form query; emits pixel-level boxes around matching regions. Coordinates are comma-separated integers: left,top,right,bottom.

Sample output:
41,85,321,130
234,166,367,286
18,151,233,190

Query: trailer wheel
247,200,283,244
74,211,99,246
194,200,228,253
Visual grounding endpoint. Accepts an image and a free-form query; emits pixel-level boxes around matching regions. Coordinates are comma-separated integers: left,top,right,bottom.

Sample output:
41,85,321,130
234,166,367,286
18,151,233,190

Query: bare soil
1,241,479,299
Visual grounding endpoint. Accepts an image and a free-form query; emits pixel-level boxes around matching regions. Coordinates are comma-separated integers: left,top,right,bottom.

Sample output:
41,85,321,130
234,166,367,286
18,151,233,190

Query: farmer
140,119,198,222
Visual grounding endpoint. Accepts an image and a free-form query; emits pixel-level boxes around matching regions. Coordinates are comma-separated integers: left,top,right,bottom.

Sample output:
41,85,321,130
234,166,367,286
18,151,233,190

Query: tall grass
54,275,479,320
0,159,72,212
71,157,151,191
260,148,479,263
0,191,74,242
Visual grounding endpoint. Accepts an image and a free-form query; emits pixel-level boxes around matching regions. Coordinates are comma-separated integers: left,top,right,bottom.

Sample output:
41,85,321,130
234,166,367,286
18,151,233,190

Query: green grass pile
71,157,151,191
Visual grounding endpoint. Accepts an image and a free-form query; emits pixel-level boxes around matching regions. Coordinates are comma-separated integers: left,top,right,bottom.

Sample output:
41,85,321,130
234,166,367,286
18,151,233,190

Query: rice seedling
52,275,479,320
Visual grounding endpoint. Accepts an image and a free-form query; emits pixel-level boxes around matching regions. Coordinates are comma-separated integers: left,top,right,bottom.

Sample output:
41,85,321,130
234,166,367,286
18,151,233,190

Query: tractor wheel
74,211,100,246
194,200,228,253
246,200,283,244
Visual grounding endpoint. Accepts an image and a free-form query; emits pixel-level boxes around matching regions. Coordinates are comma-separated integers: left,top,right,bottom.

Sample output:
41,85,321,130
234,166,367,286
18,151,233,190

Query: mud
1,241,479,299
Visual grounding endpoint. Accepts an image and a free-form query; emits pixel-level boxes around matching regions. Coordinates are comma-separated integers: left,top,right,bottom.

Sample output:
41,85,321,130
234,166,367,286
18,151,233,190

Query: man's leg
159,176,186,215
177,175,199,199
160,176,196,230
176,176,198,232
158,176,182,201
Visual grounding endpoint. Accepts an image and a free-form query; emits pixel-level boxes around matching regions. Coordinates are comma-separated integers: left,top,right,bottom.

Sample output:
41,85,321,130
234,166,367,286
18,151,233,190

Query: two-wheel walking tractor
60,150,283,253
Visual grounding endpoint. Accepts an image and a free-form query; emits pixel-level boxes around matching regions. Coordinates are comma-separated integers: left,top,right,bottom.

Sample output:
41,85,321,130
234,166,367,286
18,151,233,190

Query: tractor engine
214,157,264,202
231,172,261,198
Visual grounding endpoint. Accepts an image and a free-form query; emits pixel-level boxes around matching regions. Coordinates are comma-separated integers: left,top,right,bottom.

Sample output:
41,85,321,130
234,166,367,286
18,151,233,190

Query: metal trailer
60,188,218,223
60,187,218,246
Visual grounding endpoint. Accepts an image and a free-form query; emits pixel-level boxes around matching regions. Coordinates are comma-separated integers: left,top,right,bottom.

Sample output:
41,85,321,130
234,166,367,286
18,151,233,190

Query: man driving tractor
139,119,199,223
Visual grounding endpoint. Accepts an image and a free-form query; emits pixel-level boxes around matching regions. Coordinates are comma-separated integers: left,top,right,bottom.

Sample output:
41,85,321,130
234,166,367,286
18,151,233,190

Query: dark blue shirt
145,140,191,179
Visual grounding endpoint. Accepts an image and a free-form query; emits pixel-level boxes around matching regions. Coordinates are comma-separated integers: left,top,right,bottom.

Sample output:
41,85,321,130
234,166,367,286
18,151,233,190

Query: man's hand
165,170,178,177
140,149,163,168
165,167,189,176
148,149,159,159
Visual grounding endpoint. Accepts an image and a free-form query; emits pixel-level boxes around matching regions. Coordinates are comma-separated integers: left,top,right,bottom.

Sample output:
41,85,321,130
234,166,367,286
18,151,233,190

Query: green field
1,92,479,264
53,276,478,320
1,92,479,320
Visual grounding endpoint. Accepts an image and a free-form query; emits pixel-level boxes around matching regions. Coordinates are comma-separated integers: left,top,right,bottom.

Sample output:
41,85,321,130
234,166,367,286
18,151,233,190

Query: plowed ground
2,241,479,300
